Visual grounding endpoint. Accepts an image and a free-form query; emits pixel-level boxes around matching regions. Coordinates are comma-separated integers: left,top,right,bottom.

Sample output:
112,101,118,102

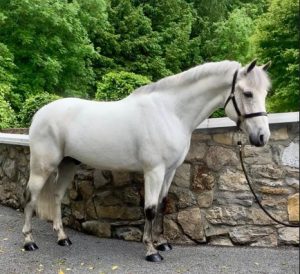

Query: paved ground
0,205,299,274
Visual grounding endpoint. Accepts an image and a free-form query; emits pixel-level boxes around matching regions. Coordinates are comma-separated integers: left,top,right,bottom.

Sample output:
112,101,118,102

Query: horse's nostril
259,134,264,143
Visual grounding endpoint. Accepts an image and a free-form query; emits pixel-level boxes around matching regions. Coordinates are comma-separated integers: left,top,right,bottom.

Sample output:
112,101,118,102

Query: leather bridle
224,70,268,128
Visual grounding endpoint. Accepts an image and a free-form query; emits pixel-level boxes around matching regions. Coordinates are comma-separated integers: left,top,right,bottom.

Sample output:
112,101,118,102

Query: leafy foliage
0,0,296,128
18,93,61,127
0,0,97,102
95,71,150,101
0,95,16,129
253,0,299,112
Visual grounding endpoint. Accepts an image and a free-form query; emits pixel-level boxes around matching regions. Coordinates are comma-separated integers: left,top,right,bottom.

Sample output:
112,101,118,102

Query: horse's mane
131,60,241,95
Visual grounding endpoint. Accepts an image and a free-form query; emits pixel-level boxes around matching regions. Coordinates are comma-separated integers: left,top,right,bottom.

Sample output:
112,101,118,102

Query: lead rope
237,141,300,228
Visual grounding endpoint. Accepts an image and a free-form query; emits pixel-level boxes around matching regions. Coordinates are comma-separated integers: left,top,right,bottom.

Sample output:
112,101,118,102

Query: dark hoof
57,238,72,246
145,253,163,262
156,243,172,251
24,242,39,251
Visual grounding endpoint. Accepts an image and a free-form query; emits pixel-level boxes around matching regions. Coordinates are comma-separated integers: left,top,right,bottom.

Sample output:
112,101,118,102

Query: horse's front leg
143,166,165,262
152,169,176,251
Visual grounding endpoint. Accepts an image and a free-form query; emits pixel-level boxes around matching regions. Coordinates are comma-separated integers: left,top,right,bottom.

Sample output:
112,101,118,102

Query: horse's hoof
57,238,72,246
156,243,172,251
24,242,39,251
145,253,163,262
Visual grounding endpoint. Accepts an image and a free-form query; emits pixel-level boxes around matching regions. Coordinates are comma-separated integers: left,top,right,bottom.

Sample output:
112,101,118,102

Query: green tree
140,0,200,73
253,0,299,112
0,95,16,129
107,0,169,80
18,93,61,127
76,0,120,79
0,0,97,107
95,71,150,101
204,7,254,63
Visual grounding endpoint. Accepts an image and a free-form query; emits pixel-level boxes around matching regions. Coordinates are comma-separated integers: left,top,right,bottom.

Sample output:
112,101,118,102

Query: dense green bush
95,71,150,101
0,95,16,129
18,93,61,127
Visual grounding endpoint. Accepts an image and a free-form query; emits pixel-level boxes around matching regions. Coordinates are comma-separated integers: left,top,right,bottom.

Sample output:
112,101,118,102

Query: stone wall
0,122,299,247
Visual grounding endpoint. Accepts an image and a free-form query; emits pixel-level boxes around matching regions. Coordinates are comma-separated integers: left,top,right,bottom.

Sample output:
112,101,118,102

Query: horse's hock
0,113,299,247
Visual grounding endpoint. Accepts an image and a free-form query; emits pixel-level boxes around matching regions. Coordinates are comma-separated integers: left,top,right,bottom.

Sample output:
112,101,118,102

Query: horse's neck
168,72,234,132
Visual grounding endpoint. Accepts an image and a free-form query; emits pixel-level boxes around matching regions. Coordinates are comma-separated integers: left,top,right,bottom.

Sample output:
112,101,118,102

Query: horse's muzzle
249,132,267,147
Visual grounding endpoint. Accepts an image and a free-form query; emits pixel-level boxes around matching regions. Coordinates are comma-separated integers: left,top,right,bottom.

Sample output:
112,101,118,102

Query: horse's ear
246,59,257,74
261,61,271,71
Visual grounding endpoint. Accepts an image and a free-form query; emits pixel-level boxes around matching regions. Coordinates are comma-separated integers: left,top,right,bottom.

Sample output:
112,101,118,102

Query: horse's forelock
247,67,271,92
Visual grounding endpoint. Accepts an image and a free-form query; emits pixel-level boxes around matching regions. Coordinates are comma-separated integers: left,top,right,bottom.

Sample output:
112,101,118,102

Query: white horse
22,60,271,262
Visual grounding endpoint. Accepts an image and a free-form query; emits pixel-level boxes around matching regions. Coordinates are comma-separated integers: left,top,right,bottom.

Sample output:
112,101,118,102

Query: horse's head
224,60,271,147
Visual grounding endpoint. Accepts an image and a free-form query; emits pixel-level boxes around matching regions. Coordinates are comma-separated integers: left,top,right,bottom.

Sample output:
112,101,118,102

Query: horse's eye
243,91,253,98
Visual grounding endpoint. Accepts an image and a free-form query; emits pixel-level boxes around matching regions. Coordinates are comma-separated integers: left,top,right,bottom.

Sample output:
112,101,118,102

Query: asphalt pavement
0,205,299,274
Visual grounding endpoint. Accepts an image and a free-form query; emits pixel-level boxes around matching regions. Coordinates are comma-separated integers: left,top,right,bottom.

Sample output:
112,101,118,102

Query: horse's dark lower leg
152,197,172,251
143,206,163,262
143,166,165,262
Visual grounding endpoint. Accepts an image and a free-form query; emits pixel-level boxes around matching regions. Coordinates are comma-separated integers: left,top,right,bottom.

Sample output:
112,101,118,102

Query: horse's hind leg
22,161,56,250
52,158,77,246
143,165,165,262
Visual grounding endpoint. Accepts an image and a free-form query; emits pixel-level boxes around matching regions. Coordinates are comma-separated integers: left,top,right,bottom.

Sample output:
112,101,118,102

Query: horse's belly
64,131,142,171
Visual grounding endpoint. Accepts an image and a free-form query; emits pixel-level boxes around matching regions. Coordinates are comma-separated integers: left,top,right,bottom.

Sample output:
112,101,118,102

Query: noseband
224,70,267,128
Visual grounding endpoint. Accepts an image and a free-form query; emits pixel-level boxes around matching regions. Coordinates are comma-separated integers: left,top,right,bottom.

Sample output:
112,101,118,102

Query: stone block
96,205,142,220
215,191,253,207
285,177,299,190
114,186,141,206
173,164,191,188
164,194,177,214
204,225,229,237
86,198,98,219
218,169,248,191
229,226,277,246
282,142,299,168
278,227,299,245
258,186,291,195
177,207,205,241
113,226,142,241
196,191,214,208
242,145,273,165
186,142,208,161
205,205,250,225
163,215,194,244
78,180,94,200
94,191,123,206
112,171,131,186
206,146,238,171
169,185,196,209
212,132,233,145
93,170,110,188
250,164,285,179
71,201,86,220
270,127,289,141
288,193,299,222
192,165,215,193
208,236,233,246
250,207,287,225
82,220,111,238
3,158,16,180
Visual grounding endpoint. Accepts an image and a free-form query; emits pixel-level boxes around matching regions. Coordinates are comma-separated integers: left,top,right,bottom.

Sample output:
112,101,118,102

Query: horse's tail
35,158,77,221
35,171,59,221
